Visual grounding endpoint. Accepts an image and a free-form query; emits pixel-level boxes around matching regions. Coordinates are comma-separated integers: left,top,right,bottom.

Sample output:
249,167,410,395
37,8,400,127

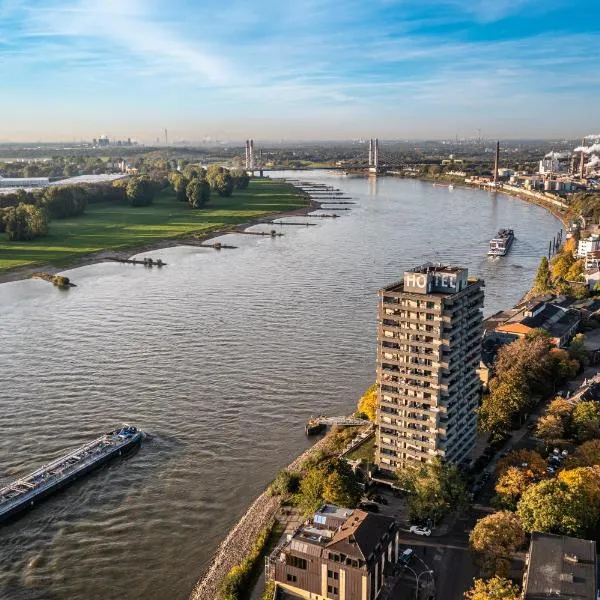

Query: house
577,235,600,258
522,532,597,600
494,299,580,348
268,504,398,600
584,269,600,291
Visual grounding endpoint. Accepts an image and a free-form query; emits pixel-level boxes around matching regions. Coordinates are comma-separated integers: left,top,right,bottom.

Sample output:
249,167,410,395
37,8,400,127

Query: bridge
244,137,406,175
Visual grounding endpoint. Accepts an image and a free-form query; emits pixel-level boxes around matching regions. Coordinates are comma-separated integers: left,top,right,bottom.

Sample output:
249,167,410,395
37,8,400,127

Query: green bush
220,520,275,600
269,469,300,497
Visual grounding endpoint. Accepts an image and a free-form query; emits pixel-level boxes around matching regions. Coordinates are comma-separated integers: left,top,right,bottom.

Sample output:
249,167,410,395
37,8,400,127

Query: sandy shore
0,194,322,285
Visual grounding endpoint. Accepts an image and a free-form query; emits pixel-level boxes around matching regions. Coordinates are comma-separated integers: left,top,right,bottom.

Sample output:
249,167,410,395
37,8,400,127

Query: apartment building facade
268,504,398,600
375,264,484,473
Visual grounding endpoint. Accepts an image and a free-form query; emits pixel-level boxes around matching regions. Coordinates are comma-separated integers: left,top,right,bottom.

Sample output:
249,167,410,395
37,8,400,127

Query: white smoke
584,134,600,140
574,143,600,154
586,154,600,168
545,151,568,159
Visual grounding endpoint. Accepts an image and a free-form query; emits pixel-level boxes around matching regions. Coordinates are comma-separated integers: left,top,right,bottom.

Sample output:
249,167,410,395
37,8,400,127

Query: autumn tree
572,401,600,442
297,467,325,516
566,439,600,468
322,461,361,508
126,176,156,207
497,449,547,479
517,467,600,536
549,349,580,385
357,384,377,421
535,414,565,443
495,467,531,509
569,333,588,366
533,256,551,293
469,512,526,576
397,458,468,525
464,577,520,600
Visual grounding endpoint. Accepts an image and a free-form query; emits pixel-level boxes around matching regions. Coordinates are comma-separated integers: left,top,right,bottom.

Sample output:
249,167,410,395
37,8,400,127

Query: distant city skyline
1,0,599,142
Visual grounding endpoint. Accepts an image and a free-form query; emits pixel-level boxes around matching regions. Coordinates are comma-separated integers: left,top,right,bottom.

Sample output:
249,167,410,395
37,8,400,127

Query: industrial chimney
368,139,373,167
493,141,500,185
580,138,586,179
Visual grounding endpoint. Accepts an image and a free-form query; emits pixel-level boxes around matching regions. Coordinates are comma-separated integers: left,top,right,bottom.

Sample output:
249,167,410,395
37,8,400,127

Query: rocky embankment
189,434,332,600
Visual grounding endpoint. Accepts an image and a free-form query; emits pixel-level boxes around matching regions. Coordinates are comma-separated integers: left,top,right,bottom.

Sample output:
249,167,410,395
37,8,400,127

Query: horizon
2,0,599,142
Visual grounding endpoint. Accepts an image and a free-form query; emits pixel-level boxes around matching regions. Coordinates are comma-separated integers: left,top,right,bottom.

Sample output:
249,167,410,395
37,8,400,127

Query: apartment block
267,504,398,600
375,264,484,473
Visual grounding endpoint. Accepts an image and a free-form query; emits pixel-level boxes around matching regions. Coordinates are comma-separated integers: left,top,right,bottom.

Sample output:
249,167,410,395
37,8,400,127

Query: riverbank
188,433,334,600
0,179,315,284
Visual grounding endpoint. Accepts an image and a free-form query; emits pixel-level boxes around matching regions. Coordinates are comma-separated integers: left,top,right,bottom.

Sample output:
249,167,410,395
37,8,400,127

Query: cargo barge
0,425,143,524
488,228,515,257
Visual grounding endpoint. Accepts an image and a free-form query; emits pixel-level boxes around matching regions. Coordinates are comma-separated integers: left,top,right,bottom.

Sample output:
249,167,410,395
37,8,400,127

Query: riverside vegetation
0,172,306,272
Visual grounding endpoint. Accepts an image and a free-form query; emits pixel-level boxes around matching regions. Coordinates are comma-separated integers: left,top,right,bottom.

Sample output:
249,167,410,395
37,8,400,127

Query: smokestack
245,140,249,169
493,140,500,184
249,139,254,170
368,139,373,167
374,138,379,168
580,138,586,179
570,154,576,176
164,128,168,146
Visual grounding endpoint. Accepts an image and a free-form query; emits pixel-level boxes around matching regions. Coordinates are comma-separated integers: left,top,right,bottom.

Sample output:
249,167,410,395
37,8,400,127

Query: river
0,172,561,600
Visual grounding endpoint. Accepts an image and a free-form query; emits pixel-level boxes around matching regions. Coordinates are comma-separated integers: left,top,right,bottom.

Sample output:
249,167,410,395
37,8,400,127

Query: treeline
0,176,166,241
478,331,585,442
168,165,249,209
533,238,586,297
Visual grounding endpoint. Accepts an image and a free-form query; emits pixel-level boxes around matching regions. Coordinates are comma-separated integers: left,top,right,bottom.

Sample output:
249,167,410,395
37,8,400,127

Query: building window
327,585,339,594
286,573,297,583
285,555,307,570
328,569,340,580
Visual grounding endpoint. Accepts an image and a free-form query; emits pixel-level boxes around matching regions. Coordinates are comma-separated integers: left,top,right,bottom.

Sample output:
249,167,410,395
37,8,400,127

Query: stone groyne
188,434,333,600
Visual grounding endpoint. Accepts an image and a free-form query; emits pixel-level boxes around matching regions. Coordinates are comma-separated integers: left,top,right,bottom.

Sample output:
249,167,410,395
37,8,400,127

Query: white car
409,525,431,536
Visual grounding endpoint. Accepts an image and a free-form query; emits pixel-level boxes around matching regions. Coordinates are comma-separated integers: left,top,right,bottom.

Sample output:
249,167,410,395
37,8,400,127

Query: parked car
409,525,431,536
359,502,379,513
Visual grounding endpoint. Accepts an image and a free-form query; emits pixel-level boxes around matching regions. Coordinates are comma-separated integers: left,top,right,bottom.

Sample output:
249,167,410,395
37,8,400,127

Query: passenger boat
0,425,143,524
488,229,515,257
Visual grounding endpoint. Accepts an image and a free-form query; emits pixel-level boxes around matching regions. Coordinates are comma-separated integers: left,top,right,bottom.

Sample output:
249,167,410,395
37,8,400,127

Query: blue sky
1,0,599,141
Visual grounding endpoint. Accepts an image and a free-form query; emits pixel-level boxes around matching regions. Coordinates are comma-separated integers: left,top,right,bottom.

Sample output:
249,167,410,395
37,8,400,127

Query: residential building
375,264,484,473
584,250,600,270
495,299,580,348
577,235,600,258
523,533,597,600
268,504,398,600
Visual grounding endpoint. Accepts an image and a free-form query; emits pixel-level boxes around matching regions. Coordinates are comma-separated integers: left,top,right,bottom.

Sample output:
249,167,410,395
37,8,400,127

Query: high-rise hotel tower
375,264,484,473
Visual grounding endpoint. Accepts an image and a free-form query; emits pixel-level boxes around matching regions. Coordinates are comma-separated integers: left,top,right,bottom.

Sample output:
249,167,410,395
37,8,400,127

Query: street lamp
404,565,435,600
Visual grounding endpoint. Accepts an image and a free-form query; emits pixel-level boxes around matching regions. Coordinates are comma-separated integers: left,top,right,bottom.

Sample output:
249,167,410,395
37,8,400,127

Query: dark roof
327,510,395,560
522,304,562,328
524,532,597,600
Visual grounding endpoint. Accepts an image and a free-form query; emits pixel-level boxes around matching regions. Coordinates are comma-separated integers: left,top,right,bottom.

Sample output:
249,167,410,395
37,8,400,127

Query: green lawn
345,437,376,462
0,179,306,271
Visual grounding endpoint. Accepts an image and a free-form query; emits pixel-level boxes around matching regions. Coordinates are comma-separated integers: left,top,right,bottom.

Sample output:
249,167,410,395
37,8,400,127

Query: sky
1,0,599,142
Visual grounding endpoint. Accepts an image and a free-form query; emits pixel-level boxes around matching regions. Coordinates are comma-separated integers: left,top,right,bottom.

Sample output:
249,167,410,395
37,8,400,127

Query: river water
0,172,561,600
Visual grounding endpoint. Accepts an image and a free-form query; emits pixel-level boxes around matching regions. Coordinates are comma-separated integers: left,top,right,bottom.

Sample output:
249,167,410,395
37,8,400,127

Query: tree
42,185,87,219
536,414,565,443
464,577,520,600
497,449,547,479
186,178,211,208
297,467,325,516
469,512,525,576
4,203,48,241
546,397,574,423
566,440,600,468
269,469,300,497
396,458,468,525
357,384,377,421
517,469,600,537
569,333,589,366
533,256,551,293
478,379,529,438
548,349,579,385
572,401,600,442
231,169,250,189
126,176,156,207
495,467,531,509
322,461,361,508
168,172,189,202
214,171,235,197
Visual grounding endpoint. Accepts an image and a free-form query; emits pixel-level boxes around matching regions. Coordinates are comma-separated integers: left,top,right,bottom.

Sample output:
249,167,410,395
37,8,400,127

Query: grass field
0,179,306,272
